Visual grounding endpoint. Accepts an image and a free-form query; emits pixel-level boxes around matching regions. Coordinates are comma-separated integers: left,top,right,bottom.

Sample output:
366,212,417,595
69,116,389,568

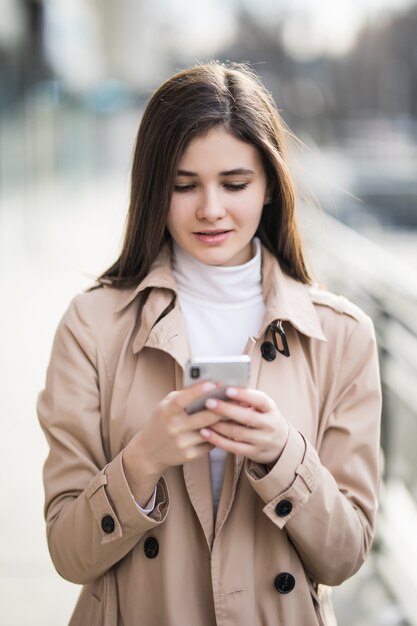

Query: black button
144,536,159,559
101,515,115,534
261,341,276,361
274,572,295,594
275,499,293,517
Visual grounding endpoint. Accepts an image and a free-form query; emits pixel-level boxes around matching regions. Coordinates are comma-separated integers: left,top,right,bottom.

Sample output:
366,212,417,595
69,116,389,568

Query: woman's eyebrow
220,168,255,176
177,169,197,176
176,167,255,177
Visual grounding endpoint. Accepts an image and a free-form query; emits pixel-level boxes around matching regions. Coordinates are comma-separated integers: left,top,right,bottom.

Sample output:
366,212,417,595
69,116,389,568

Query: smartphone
183,355,251,415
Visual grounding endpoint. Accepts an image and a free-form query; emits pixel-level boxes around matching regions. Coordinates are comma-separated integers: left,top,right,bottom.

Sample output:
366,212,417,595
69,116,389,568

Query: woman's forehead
178,127,263,173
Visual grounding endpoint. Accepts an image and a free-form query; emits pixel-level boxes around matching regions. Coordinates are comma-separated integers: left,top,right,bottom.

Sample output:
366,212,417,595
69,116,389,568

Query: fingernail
202,382,216,392
205,398,217,409
200,428,211,437
226,387,238,397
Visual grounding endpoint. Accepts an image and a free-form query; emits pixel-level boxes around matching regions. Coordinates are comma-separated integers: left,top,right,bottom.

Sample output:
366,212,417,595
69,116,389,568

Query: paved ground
0,176,125,626
0,175,409,626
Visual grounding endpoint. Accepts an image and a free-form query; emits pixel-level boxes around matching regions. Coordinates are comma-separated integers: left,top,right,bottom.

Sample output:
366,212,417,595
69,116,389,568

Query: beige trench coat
38,245,381,626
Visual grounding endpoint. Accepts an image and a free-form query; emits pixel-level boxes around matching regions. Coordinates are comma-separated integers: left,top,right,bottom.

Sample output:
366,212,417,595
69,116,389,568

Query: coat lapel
146,309,216,548
182,454,214,549
213,335,261,536
260,248,327,342
132,289,215,548
144,303,191,366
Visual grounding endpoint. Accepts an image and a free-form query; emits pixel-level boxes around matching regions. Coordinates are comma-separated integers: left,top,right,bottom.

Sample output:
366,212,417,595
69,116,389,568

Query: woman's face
167,127,269,266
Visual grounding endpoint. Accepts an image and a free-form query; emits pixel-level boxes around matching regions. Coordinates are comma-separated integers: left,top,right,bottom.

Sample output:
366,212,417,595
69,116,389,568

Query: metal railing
301,205,417,625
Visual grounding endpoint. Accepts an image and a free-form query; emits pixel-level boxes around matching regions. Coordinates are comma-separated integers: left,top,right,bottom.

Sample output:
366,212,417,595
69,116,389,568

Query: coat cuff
85,451,169,543
245,426,319,529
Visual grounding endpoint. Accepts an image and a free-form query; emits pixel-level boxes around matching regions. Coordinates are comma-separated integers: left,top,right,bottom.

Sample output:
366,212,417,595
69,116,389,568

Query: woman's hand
199,387,290,466
123,381,221,506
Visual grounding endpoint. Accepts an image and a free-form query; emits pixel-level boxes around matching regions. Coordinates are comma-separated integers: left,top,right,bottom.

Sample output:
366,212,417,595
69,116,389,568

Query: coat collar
260,246,327,342
114,246,177,313
113,243,327,349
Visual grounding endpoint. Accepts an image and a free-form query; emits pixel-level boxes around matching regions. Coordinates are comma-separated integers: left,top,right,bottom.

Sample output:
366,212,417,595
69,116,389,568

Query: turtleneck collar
172,238,263,308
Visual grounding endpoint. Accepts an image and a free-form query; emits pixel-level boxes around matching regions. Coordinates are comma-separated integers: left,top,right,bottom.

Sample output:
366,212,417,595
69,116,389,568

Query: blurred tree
345,6,417,118
213,3,417,142
215,10,334,141
0,0,51,109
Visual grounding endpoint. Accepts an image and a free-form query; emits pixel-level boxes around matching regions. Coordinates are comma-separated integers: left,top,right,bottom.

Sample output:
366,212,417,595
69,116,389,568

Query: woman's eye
174,185,194,193
174,185,193,192
174,184,195,192
174,182,248,192
224,183,248,191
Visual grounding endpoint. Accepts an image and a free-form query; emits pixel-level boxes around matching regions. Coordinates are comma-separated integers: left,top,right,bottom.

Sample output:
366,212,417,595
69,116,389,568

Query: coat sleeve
37,295,170,585
245,313,381,586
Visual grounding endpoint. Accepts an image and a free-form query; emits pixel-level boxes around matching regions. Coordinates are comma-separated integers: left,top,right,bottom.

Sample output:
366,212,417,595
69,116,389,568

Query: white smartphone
183,355,251,415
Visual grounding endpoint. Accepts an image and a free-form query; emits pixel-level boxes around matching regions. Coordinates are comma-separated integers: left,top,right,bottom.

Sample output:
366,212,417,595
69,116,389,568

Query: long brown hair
100,61,311,287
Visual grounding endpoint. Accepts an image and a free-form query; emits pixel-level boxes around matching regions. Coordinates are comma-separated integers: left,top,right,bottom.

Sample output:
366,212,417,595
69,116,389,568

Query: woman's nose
196,189,226,221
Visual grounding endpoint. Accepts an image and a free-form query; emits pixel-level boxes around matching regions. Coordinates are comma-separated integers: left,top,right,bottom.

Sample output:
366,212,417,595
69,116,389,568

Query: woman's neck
172,238,262,306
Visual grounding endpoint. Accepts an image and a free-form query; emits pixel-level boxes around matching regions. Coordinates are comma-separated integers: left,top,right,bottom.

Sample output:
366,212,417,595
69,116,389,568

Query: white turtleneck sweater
172,238,265,514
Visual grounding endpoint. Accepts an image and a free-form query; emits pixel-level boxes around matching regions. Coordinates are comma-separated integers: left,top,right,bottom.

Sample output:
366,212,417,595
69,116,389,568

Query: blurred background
1,1,416,624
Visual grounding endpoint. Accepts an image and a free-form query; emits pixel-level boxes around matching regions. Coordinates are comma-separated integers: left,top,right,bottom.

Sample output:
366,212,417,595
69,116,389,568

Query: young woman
38,62,381,626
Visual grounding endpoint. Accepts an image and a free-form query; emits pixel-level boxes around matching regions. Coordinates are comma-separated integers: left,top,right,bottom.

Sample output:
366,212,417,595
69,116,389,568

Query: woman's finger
164,381,217,415
199,428,254,456
177,429,213,448
204,397,262,428
224,387,274,412
208,419,263,445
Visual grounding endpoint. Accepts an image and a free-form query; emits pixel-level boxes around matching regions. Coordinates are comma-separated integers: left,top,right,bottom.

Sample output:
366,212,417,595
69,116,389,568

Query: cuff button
144,536,159,559
275,499,292,517
101,515,115,534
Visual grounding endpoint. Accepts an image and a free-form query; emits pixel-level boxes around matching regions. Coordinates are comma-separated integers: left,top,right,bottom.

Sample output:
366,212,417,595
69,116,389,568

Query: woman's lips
193,230,232,244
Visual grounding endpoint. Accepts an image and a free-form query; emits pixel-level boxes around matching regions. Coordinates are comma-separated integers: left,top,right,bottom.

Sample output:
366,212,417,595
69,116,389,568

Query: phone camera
190,366,200,379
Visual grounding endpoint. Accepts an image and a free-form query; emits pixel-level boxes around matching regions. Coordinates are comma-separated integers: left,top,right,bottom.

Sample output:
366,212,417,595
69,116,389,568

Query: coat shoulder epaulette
308,285,366,323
